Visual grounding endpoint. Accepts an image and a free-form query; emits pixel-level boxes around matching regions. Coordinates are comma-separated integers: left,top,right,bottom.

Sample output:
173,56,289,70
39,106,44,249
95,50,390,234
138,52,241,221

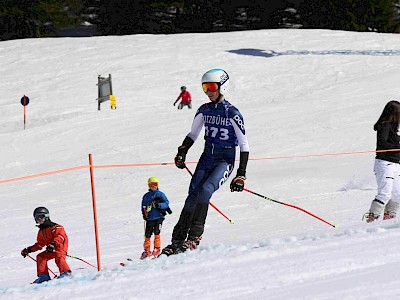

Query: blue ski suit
141,189,170,221
184,99,249,211
171,98,249,245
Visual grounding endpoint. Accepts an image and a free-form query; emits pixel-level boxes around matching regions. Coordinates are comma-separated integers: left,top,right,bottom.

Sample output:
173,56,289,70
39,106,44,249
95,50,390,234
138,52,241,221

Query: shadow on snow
227,48,400,58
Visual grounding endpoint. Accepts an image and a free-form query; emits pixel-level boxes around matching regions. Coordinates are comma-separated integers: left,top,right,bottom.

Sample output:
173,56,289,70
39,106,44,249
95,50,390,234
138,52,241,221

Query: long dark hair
374,100,400,131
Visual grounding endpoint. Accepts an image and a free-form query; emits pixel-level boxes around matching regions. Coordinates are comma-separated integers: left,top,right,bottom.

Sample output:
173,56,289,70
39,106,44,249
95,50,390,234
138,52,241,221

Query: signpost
97,74,116,110
20,95,29,129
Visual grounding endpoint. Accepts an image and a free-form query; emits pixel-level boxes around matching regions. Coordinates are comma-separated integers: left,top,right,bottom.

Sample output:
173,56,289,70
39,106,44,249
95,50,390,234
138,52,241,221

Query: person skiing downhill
174,86,192,109
364,100,400,222
141,177,172,259
21,207,71,283
162,68,249,256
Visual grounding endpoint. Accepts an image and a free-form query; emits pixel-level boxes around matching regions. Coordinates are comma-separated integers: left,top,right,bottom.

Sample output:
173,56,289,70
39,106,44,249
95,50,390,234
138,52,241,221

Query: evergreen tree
298,0,400,32
0,0,84,40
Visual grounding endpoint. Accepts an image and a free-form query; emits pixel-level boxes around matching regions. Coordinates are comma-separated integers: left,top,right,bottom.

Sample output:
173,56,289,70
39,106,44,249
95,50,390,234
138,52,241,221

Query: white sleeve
231,120,250,152
187,113,204,142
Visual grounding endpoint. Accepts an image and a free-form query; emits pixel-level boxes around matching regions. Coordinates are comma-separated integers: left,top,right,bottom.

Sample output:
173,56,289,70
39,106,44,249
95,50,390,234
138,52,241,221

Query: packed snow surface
1,29,400,299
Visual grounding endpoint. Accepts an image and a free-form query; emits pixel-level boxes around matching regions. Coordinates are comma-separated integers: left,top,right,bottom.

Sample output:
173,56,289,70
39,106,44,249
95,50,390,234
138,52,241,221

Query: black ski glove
174,136,194,169
230,152,249,192
230,175,246,192
152,196,163,208
46,242,57,253
21,247,32,258
175,147,187,169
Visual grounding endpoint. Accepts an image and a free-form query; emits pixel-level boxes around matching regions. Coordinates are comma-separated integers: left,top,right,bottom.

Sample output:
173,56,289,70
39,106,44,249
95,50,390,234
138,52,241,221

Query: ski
119,258,133,267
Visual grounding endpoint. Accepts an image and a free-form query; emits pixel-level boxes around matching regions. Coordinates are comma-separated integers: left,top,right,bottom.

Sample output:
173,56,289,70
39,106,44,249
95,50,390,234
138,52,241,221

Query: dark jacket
375,122,400,163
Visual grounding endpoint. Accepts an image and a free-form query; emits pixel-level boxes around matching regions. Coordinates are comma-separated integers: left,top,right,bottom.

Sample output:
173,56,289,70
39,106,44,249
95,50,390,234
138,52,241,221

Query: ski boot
32,274,51,284
161,244,184,256
182,236,202,251
140,250,151,260
363,212,380,223
383,212,396,220
58,270,72,279
151,248,161,258
383,200,399,220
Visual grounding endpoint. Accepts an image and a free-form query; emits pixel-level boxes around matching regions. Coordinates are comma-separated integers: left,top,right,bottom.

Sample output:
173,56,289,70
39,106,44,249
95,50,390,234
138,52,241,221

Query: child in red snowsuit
174,86,192,109
21,207,71,284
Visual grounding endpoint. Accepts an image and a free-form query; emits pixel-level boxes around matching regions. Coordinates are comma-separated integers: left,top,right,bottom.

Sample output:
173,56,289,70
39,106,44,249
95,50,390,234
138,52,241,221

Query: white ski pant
374,159,400,204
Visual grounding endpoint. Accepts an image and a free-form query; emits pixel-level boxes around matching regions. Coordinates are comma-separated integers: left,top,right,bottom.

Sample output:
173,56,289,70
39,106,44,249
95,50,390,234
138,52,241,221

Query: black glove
174,137,194,169
230,176,245,192
142,214,147,221
21,247,32,258
173,102,176,106
46,242,56,253
152,196,163,208
175,146,187,169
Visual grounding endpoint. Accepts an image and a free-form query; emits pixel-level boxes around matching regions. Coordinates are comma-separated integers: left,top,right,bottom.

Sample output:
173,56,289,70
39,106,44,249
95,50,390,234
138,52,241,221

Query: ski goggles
34,213,48,222
148,182,158,188
202,82,219,93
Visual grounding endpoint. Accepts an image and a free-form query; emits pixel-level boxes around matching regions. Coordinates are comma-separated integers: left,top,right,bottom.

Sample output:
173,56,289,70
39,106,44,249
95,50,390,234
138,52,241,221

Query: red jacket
30,222,69,254
175,91,192,104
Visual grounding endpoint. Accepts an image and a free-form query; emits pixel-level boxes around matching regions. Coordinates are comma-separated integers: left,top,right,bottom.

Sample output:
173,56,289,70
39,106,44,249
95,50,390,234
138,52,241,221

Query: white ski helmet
201,69,229,94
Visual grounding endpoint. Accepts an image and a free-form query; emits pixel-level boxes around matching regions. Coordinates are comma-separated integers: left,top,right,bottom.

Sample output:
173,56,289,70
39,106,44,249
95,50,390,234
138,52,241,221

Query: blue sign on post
21,95,30,106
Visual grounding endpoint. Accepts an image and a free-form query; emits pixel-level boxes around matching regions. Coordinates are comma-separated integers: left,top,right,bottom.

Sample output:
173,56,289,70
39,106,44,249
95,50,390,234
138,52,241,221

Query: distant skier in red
174,86,192,109
21,207,72,283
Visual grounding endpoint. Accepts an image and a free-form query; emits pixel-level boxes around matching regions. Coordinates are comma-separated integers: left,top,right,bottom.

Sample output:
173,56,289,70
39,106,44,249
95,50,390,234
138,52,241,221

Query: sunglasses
202,82,219,93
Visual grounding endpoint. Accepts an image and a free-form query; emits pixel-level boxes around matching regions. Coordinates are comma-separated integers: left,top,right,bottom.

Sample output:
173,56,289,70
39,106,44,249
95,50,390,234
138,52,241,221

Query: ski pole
185,166,234,224
27,254,57,277
61,253,97,269
243,188,336,228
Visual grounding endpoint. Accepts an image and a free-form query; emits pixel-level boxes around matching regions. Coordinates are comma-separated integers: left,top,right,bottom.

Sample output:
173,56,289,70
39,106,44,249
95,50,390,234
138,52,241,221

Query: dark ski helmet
181,86,187,91
33,207,50,223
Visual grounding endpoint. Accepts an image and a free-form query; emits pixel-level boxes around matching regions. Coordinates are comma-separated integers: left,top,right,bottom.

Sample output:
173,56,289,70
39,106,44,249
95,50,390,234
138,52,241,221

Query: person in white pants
365,100,400,223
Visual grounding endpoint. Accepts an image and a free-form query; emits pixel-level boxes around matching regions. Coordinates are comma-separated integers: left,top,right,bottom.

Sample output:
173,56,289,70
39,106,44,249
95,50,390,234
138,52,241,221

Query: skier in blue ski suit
141,177,172,259
162,69,249,255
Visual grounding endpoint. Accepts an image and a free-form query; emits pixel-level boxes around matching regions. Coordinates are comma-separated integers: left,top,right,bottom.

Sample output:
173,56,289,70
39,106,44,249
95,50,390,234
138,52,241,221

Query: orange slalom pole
89,154,101,271
243,188,336,228
185,166,234,224
27,254,57,277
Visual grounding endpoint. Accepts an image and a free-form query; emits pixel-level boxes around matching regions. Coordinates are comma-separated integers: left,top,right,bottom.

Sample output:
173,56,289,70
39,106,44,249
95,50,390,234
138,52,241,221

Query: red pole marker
20,95,30,129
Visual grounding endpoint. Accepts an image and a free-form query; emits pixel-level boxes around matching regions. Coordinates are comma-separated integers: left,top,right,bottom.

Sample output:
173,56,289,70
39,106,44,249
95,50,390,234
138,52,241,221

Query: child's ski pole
27,254,58,277
60,253,97,269
243,188,336,228
185,166,234,224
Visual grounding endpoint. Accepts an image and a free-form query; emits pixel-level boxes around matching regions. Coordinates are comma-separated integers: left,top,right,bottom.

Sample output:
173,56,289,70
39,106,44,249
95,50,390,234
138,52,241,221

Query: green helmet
148,176,159,185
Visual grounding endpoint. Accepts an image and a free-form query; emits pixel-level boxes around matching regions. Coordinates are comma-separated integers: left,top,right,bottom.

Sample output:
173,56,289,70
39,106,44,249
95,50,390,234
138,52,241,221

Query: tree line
1,0,399,41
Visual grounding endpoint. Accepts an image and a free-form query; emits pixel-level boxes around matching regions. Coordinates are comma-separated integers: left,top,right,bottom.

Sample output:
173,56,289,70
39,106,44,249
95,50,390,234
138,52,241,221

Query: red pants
36,252,70,276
